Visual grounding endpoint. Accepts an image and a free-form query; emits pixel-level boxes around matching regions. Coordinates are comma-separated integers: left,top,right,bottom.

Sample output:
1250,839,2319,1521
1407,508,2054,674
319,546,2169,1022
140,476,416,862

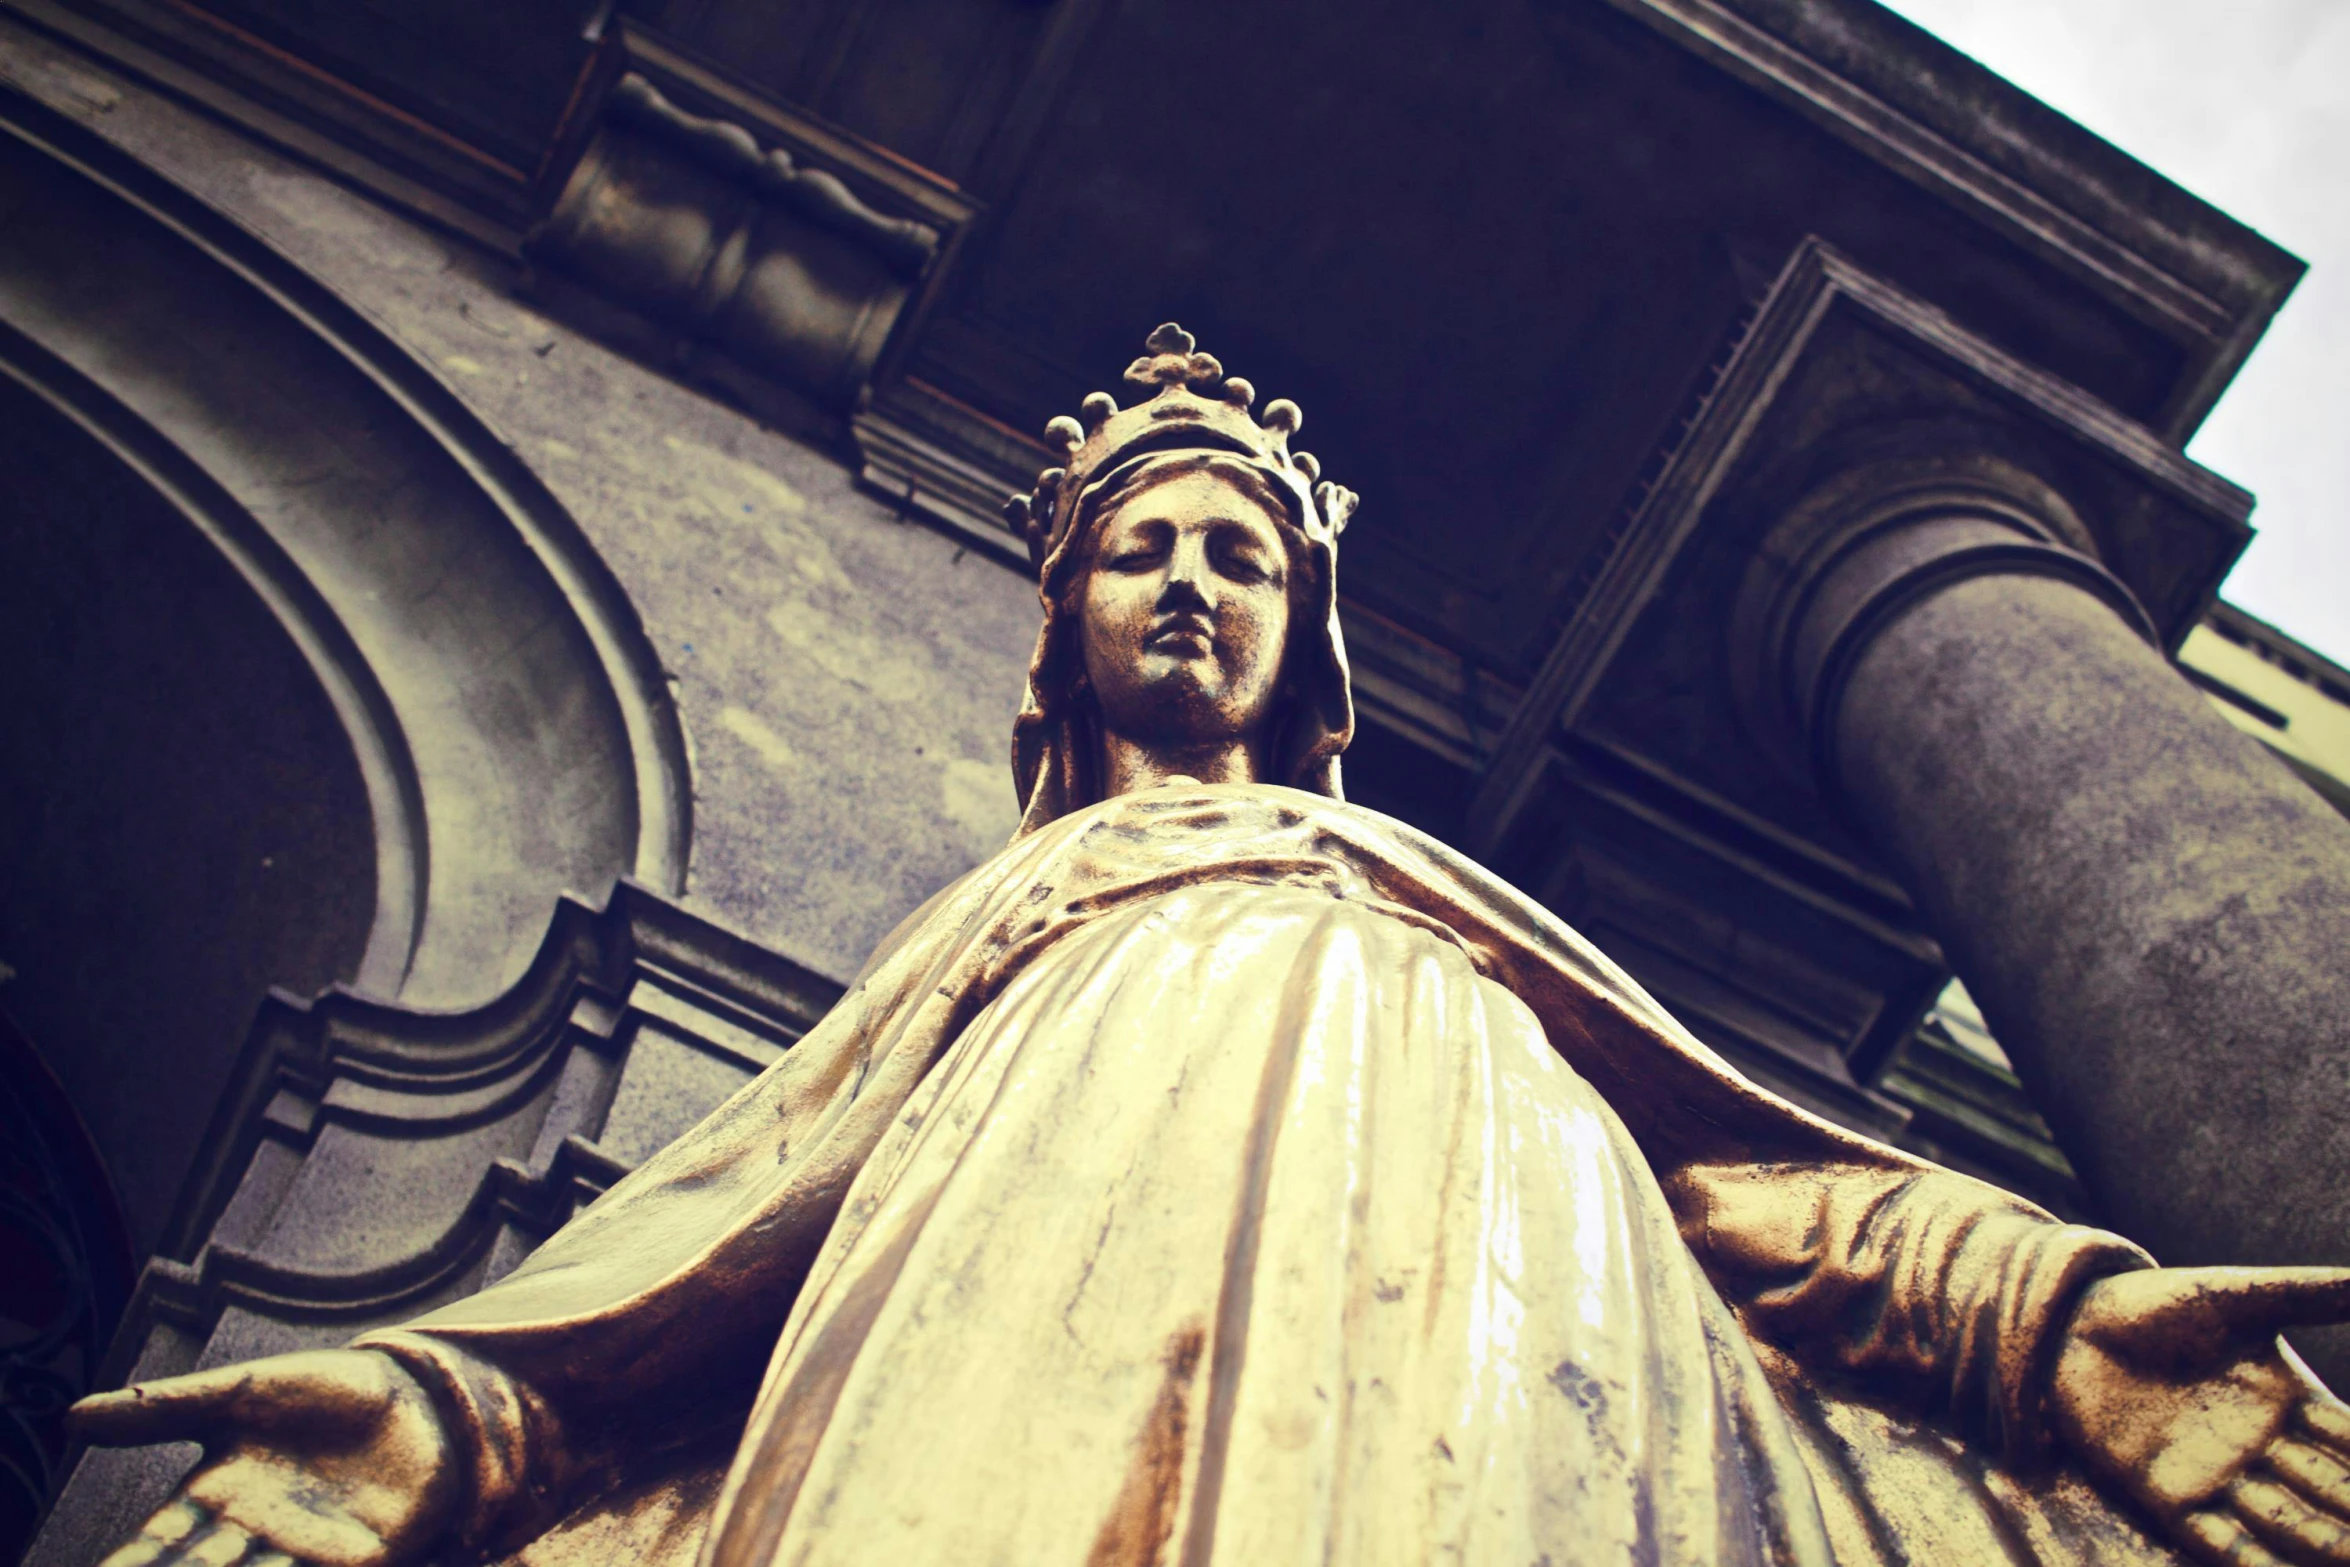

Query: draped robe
356,783,2189,1566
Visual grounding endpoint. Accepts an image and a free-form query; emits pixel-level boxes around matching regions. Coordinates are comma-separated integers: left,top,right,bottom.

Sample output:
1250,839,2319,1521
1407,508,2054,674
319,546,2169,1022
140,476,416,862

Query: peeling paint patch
940,757,1017,850
765,604,932,698
240,167,451,269
719,706,799,774
664,433,808,518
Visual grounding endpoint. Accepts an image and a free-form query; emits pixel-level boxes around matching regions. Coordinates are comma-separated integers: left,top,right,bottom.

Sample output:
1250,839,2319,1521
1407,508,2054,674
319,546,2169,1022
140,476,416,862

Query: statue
76,326,2350,1567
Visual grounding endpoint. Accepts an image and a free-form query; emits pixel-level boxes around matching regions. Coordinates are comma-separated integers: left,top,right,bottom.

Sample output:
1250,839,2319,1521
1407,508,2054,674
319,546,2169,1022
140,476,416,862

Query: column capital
1731,453,2157,792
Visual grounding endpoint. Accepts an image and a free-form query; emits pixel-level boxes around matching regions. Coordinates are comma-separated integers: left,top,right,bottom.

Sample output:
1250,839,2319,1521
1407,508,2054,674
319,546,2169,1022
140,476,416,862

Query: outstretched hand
69,1348,458,1567
2051,1265,2350,1566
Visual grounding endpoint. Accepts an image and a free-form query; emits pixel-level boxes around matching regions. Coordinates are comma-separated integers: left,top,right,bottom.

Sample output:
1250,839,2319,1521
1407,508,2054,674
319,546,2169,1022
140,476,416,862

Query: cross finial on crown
1124,322,1227,395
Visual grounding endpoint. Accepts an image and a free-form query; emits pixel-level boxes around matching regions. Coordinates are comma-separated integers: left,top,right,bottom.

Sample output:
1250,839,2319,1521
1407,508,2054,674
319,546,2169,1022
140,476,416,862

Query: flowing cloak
355,784,2187,1567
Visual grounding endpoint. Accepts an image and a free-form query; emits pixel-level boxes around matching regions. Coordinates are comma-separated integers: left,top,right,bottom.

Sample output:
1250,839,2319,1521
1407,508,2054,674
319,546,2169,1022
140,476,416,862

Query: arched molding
125,882,839,1352
0,318,430,994
0,84,692,1007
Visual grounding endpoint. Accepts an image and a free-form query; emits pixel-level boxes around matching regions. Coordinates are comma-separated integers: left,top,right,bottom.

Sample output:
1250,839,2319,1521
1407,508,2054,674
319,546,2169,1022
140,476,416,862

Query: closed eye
1102,520,1174,571
1212,530,1281,585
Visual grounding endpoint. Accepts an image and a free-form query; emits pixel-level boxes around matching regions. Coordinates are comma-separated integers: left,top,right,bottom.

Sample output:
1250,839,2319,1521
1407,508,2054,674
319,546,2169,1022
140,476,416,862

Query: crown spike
1317,481,1358,535
1024,325,1354,572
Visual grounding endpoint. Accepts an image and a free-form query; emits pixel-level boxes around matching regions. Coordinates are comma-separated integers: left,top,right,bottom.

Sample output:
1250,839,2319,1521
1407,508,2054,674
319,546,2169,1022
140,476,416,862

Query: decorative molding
1338,607,1523,773
29,882,836,1553
0,86,694,1002
1525,734,1946,1081
1565,733,1923,930
1469,236,2254,857
0,0,539,251
850,373,1042,568
601,73,939,277
524,25,978,421
1603,0,2294,440
0,311,431,998
1876,1024,2085,1211
119,882,839,1370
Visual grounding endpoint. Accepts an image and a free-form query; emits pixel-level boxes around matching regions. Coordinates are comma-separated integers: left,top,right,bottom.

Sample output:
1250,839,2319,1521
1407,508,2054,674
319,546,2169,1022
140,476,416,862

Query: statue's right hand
68,1349,459,1567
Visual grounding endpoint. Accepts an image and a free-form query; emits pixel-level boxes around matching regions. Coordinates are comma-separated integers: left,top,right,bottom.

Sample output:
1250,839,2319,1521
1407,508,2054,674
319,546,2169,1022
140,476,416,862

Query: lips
1145,613,1214,654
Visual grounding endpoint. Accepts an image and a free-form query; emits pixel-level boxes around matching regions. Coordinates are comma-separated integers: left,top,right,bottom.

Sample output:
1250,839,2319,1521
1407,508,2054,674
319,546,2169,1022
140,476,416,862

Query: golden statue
77,326,2350,1567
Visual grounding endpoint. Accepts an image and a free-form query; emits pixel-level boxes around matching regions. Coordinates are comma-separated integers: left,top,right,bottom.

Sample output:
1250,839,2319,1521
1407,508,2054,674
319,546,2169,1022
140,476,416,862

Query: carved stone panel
525,29,977,425
27,884,842,1566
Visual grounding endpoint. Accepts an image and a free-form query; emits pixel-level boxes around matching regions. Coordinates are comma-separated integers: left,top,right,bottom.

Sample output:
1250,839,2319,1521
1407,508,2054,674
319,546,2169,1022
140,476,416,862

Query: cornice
1609,0,2302,439
1471,236,2254,855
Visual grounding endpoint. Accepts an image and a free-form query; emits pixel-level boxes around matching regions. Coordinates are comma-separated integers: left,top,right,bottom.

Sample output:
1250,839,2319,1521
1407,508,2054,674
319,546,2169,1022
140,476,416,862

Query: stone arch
0,87,691,1270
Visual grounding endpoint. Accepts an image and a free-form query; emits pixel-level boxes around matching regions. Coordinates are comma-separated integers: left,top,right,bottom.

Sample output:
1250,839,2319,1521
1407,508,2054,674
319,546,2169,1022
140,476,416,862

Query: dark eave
1616,0,2306,440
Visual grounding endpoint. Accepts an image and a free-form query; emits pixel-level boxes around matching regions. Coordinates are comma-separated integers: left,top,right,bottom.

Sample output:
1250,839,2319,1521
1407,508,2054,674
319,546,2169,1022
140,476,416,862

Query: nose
1159,531,1215,610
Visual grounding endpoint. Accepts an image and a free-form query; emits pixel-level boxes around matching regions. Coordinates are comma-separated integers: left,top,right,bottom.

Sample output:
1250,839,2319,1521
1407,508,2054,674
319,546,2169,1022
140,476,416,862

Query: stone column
1740,457,2350,1386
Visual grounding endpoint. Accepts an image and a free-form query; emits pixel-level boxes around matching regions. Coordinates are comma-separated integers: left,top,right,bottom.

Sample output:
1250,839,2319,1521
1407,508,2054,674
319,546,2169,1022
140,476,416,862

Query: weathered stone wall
2,30,1042,986
4,43,1046,1551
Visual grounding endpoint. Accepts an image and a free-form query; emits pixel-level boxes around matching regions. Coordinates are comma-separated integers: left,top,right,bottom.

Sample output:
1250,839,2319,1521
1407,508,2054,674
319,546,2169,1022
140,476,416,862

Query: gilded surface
76,327,2350,1566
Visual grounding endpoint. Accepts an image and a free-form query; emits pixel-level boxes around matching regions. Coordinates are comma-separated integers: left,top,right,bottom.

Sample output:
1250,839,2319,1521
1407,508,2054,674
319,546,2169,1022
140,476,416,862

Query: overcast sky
1877,0,2349,665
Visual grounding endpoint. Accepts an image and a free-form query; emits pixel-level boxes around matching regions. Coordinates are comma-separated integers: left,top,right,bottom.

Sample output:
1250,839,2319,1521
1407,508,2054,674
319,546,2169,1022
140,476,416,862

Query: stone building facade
2,0,2346,1556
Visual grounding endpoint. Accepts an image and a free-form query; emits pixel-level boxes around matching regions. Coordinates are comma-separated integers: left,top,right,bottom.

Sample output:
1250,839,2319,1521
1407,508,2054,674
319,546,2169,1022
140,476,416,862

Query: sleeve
343,874,1001,1556
1664,1159,2153,1462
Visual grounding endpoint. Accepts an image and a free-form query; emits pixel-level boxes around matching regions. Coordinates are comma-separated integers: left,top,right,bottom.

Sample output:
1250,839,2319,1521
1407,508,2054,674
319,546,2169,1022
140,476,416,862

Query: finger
2196,1270,2350,1336
2233,1476,2350,1565
2185,1507,2294,1567
2272,1438,2350,1512
71,1365,255,1444
2303,1398,2350,1456
100,1499,210,1567
178,1520,261,1567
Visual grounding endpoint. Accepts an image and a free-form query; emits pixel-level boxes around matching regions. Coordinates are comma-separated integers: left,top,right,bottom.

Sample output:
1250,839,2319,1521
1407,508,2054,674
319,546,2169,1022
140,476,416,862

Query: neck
1097,728,1270,798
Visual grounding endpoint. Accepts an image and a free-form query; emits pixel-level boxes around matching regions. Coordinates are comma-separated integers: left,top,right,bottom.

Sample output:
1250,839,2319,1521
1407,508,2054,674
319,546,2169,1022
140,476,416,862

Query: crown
1001,323,1358,574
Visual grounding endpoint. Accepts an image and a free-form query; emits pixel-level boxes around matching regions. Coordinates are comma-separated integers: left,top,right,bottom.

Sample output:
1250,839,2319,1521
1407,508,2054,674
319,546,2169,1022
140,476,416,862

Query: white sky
1877,0,2350,665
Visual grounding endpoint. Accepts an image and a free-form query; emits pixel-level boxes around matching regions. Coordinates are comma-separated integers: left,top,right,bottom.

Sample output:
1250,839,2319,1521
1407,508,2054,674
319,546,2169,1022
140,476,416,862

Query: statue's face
1078,468,1295,749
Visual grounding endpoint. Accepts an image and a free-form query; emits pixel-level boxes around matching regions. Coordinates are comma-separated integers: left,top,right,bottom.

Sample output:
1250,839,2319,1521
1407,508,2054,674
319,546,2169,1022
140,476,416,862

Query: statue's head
1005,324,1359,836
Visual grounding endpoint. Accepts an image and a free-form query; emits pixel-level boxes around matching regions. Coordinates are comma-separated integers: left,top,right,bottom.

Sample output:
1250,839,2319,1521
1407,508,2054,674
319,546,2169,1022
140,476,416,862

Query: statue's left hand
68,1348,458,1567
2052,1266,2350,1565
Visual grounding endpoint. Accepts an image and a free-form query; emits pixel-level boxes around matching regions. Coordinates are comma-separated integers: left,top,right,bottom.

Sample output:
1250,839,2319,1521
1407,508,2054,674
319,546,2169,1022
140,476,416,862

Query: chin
1107,679,1229,737
1133,655,1219,697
